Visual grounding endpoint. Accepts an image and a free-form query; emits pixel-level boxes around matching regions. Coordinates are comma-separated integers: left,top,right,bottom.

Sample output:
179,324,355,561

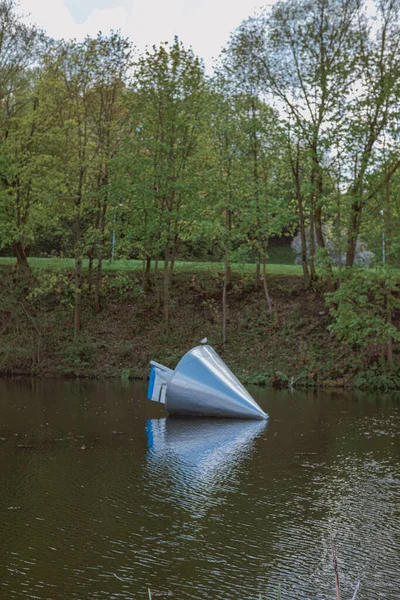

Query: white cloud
18,0,78,39
18,0,128,41
17,0,262,71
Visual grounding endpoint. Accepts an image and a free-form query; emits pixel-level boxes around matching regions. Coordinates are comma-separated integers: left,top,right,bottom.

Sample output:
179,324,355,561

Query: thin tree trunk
251,100,261,290
141,259,146,289
169,239,178,280
74,216,82,339
88,251,94,292
94,199,107,313
385,169,392,368
255,254,261,286
74,257,82,338
313,161,328,259
94,256,102,313
163,245,170,332
225,209,232,286
74,166,85,336
292,148,310,286
309,211,317,281
261,250,272,317
315,201,334,289
297,197,309,285
154,255,160,309
336,191,342,288
309,161,318,281
385,167,391,264
222,207,231,346
222,242,228,347
387,296,393,369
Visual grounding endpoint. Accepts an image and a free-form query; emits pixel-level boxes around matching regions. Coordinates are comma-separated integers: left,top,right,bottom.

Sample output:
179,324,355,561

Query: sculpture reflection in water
145,417,267,516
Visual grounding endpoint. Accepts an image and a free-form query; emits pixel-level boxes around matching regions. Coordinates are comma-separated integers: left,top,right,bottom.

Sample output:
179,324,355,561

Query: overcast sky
17,0,269,71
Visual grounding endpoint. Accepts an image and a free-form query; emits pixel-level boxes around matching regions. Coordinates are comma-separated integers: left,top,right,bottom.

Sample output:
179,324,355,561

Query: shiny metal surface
165,345,268,419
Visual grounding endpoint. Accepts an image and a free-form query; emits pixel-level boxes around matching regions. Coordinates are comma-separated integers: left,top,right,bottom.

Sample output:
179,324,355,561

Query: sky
17,0,268,72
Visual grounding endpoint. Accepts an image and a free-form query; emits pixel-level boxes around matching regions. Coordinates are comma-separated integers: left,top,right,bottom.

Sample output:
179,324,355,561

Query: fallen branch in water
351,580,360,599
331,531,341,600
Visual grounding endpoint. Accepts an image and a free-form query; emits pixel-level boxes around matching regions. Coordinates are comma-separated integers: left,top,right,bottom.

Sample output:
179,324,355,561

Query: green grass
0,256,302,276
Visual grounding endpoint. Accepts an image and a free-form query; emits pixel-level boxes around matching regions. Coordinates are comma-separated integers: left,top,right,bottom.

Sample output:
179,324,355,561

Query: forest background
1,0,400,390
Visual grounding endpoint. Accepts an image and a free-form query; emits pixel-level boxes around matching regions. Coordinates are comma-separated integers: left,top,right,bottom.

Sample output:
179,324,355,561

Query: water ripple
0,381,399,599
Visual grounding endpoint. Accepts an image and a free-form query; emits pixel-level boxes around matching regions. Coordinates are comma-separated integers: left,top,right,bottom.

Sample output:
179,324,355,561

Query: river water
0,380,398,600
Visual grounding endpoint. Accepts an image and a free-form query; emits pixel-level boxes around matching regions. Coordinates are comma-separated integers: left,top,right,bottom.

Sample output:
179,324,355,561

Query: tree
83,33,133,312
0,0,42,271
343,0,400,266
40,34,133,336
207,77,243,344
123,39,207,329
228,0,363,279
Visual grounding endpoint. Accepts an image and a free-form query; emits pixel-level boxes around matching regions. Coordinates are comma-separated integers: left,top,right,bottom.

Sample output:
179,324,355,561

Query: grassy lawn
0,256,302,276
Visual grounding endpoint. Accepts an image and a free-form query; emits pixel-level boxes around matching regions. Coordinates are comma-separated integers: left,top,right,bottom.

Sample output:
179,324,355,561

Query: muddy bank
0,268,394,389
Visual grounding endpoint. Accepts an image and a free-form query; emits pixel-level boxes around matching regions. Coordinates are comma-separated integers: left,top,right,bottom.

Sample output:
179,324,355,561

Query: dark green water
0,380,399,600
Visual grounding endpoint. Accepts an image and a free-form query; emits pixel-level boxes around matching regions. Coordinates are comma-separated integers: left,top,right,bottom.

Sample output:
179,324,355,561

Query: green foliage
2,0,400,382
105,274,145,298
120,368,135,382
27,270,73,306
59,335,98,370
326,269,400,363
353,363,400,391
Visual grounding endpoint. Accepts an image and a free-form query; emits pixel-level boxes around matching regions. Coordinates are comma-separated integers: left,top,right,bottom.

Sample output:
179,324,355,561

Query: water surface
0,380,399,599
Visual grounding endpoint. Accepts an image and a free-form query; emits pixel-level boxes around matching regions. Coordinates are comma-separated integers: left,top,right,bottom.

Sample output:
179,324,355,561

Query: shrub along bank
0,266,399,391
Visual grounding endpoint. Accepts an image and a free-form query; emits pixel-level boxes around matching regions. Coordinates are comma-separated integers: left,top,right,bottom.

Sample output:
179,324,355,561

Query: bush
326,268,400,369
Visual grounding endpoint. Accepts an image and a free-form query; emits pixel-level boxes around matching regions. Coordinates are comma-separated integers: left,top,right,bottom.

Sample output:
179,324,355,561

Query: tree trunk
163,245,170,332
141,259,146,289
314,204,326,251
154,255,160,310
94,199,107,313
169,239,178,280
13,240,30,273
74,164,85,336
142,257,152,290
73,207,83,338
309,211,317,280
345,199,362,268
87,251,94,292
225,208,232,286
74,255,82,338
313,160,328,256
308,158,318,281
222,243,228,347
387,297,393,369
254,253,261,288
297,196,309,286
94,256,102,313
255,255,261,287
292,149,310,286
384,168,391,265
262,250,273,317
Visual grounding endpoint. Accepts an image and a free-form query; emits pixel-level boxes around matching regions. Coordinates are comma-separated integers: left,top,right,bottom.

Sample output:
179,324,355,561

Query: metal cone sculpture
148,345,268,420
